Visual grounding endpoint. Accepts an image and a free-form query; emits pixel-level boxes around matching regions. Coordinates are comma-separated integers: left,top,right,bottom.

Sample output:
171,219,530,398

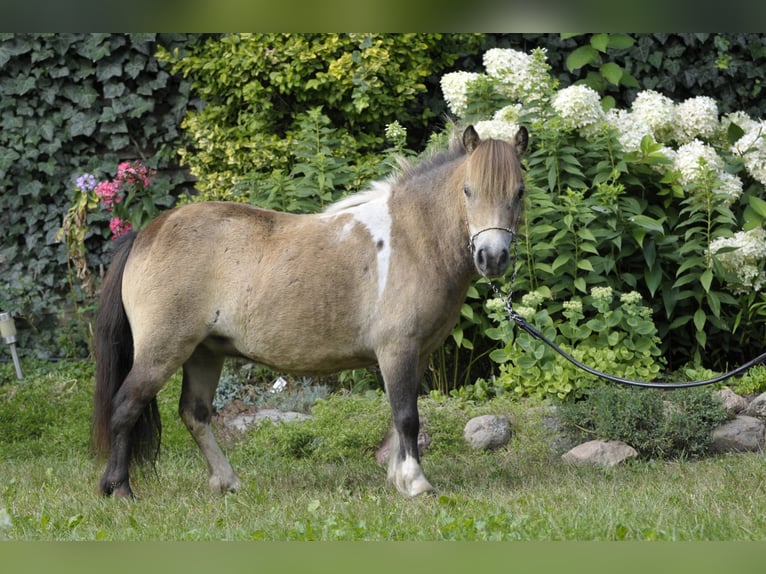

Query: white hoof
390,455,434,497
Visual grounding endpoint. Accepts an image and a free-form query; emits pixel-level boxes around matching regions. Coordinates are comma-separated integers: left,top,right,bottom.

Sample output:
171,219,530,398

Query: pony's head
462,124,528,278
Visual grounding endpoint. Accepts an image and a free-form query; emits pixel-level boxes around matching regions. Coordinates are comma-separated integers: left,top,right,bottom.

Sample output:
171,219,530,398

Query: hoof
209,474,241,495
100,478,135,499
405,477,435,498
389,455,434,497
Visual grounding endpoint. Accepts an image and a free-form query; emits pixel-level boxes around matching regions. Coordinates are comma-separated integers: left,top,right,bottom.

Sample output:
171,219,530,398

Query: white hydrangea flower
482,47,553,103
473,119,520,141
493,103,523,123
551,84,605,132
440,71,481,117
674,96,720,143
714,172,744,205
630,89,676,143
605,108,654,153
731,121,766,186
673,139,725,186
709,227,766,293
722,110,759,136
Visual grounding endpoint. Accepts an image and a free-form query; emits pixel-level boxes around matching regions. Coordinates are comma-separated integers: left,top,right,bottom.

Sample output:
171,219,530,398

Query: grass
2,359,766,541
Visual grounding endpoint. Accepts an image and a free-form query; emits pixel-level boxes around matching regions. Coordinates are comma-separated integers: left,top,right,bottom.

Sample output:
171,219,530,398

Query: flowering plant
439,46,766,376
58,161,159,296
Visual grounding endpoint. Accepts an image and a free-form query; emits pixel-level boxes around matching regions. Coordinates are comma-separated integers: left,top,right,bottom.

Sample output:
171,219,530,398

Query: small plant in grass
732,364,766,396
558,385,729,459
238,392,390,462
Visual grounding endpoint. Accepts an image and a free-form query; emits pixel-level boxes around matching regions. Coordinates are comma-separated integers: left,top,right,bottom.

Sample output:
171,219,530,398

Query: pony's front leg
379,350,433,497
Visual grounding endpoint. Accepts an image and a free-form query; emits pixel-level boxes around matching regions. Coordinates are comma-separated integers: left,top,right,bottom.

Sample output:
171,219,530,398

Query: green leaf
645,265,662,297
606,34,635,50
577,259,594,272
694,308,707,332
566,45,598,72
599,62,623,85
630,214,665,234
700,268,714,293
590,33,610,52
747,195,766,218
727,122,745,146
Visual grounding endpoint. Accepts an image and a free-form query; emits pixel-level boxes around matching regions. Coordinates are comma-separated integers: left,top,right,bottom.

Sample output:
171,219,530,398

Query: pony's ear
514,126,529,156
462,125,481,153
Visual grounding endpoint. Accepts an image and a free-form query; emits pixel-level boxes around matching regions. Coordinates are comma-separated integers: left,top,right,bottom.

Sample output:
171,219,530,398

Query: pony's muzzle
471,228,514,278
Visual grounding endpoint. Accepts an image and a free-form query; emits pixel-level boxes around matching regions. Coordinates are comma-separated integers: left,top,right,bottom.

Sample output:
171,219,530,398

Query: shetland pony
93,125,528,498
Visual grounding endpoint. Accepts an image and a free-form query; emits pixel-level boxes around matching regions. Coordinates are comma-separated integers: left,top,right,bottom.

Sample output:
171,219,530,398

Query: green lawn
2,359,765,541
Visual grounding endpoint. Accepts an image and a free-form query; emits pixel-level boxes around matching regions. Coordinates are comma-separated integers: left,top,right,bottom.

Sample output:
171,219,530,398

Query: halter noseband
468,227,516,254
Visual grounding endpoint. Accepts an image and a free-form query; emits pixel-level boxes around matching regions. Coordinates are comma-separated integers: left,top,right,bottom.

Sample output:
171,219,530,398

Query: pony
92,125,528,498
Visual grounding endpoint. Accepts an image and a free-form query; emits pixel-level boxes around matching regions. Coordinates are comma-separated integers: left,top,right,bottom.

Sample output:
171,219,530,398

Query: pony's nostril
498,250,509,269
476,248,486,270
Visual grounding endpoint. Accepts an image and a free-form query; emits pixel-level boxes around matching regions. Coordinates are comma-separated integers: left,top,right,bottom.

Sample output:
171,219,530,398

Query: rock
375,417,431,465
710,415,765,453
716,388,749,416
743,392,766,420
561,440,638,467
224,409,311,432
463,414,512,450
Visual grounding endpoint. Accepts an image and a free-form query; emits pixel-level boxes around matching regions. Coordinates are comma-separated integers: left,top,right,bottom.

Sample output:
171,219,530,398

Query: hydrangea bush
440,46,766,384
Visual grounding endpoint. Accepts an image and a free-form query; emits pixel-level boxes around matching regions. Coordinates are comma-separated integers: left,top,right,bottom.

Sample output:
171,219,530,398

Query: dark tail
92,231,162,467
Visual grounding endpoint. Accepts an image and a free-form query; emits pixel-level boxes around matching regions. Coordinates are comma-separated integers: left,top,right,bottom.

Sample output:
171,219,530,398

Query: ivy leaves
0,33,199,357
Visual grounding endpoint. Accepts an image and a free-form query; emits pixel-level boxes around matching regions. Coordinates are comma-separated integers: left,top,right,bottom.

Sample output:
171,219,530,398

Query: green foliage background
0,33,205,357
2,33,766,386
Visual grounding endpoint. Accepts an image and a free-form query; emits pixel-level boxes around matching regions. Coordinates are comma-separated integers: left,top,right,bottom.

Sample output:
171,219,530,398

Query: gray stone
716,388,749,416
743,392,766,420
225,409,311,432
463,415,512,450
710,415,765,453
561,440,638,467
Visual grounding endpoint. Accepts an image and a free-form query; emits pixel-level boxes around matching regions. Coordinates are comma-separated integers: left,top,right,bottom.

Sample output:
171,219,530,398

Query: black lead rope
500,296,766,389
469,217,766,389
475,237,766,389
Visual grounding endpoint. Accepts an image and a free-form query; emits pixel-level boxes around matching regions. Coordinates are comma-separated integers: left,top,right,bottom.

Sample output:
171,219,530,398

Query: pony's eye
518,184,526,199
463,182,471,197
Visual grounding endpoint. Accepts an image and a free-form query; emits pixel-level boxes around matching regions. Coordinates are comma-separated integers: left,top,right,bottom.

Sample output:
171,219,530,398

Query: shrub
439,43,766,374
558,385,729,459
156,33,487,206
472,286,665,401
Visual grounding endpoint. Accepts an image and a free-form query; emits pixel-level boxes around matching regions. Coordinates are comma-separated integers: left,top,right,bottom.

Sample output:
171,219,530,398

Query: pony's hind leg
99,363,168,499
379,349,434,497
179,345,241,494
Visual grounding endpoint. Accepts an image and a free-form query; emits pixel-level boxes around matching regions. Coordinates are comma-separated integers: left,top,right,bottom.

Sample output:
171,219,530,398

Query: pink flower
117,161,151,188
109,217,133,240
94,180,121,210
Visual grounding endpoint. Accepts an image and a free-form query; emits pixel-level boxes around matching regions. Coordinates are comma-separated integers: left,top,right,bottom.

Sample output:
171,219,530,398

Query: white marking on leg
322,182,392,300
390,453,433,497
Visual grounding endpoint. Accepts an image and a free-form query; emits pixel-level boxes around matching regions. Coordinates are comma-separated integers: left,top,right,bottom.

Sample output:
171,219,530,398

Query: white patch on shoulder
321,182,392,299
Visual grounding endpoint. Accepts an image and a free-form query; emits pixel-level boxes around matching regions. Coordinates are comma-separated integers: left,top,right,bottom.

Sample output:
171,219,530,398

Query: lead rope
478,234,766,390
